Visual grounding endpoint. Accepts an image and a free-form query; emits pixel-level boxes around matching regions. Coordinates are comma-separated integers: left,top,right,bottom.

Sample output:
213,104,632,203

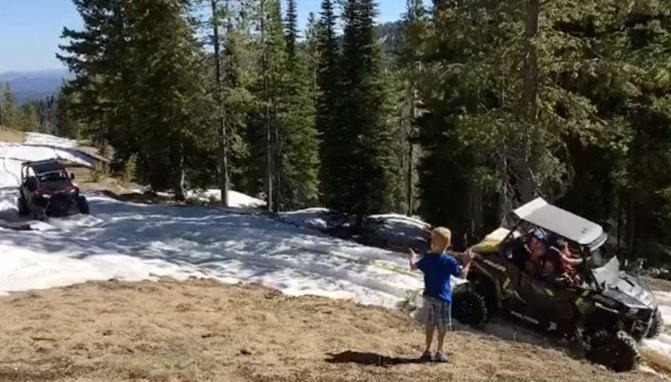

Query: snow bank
0,194,423,306
185,188,265,208
24,132,78,148
0,133,423,308
280,208,331,231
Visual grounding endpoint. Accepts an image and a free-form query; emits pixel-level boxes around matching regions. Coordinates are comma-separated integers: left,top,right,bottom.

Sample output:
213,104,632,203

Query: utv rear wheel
646,309,664,339
587,330,640,372
17,196,29,217
452,284,488,327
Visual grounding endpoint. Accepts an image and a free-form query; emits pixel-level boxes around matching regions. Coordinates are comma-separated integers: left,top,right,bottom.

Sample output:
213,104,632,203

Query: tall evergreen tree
304,12,322,95
54,89,81,139
398,0,427,215
58,0,139,159
21,103,40,132
315,0,341,206
131,0,213,200
332,0,403,219
59,0,213,199
0,84,21,128
277,0,321,210
210,0,231,206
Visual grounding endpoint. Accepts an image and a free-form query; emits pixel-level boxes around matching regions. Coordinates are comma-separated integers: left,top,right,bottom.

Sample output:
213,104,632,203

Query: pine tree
58,0,139,159
59,0,214,200
54,89,80,139
210,0,232,206
304,12,322,96
284,0,298,68
21,103,40,132
0,84,20,128
273,0,321,210
220,1,257,196
253,0,287,211
398,0,426,215
315,0,341,207
130,0,213,200
332,0,403,220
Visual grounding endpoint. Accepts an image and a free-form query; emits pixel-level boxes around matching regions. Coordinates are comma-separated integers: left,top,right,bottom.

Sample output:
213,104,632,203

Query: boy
408,227,473,363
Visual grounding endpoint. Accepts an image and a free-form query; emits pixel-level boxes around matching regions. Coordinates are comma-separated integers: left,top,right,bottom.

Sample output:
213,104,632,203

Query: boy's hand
462,249,475,265
408,248,418,271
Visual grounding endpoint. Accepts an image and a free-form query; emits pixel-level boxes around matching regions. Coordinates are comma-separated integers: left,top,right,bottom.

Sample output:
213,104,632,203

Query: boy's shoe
419,351,432,362
434,352,449,363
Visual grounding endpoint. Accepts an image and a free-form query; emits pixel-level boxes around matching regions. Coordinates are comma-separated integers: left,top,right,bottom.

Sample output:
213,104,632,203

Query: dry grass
0,278,664,382
642,349,671,376
65,165,140,195
644,277,671,293
0,126,25,143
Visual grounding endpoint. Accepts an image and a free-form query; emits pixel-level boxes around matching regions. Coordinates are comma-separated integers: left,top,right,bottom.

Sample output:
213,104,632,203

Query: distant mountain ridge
0,69,72,104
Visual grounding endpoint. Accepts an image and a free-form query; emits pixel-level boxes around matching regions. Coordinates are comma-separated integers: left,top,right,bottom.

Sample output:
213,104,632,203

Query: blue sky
0,0,411,73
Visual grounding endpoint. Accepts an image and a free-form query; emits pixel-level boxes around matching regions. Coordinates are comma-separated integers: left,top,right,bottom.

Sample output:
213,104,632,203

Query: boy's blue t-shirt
416,252,462,303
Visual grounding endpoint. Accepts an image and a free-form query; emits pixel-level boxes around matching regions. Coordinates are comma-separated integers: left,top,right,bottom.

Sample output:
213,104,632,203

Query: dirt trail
0,278,664,382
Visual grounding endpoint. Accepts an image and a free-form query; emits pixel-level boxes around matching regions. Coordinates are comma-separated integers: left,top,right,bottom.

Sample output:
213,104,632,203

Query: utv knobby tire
587,330,640,372
17,196,29,217
470,273,498,315
646,309,664,339
452,284,488,327
77,196,90,215
35,209,47,222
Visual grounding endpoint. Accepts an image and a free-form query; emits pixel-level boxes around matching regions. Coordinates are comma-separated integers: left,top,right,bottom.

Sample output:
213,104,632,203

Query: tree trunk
271,109,280,212
211,0,230,207
174,140,186,202
519,0,540,203
406,86,416,216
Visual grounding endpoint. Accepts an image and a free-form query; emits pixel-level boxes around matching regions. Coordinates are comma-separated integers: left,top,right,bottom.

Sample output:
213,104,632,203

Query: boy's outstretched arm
408,248,419,271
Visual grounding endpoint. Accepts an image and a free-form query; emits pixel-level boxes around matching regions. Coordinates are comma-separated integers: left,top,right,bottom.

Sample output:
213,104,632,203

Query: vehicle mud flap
452,284,488,327
587,330,640,372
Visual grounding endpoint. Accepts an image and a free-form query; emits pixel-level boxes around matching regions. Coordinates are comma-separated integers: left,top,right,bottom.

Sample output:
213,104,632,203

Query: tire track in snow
1,143,20,187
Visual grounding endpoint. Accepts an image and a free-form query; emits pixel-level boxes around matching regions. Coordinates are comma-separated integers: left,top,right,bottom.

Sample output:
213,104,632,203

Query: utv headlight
629,308,639,315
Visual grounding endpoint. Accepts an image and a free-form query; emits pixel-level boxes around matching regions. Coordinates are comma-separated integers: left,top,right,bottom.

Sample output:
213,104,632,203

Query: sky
0,0,411,73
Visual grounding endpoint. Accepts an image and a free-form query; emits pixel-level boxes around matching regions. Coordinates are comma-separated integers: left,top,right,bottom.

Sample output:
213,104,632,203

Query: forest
1,0,670,265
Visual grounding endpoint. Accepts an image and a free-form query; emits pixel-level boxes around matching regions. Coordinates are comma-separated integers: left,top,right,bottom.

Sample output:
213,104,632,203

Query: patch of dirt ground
0,279,665,382
0,126,25,143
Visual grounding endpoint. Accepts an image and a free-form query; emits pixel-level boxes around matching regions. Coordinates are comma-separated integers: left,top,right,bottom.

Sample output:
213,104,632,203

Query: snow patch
24,132,78,148
185,188,265,208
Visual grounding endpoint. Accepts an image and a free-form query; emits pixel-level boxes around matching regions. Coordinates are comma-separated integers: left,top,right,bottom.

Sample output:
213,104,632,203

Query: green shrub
123,154,137,183
90,161,109,182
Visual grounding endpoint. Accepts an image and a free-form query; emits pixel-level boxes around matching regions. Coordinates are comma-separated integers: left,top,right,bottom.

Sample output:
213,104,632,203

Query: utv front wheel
77,196,90,215
34,209,47,222
17,196,29,217
646,309,664,339
452,284,488,327
587,330,640,372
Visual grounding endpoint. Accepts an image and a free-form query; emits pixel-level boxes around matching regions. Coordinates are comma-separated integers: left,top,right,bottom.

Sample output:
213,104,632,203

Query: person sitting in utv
503,228,550,279
546,234,584,285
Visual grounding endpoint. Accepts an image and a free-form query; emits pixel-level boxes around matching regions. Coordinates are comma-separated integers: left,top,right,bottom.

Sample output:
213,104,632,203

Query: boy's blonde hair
431,227,452,252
